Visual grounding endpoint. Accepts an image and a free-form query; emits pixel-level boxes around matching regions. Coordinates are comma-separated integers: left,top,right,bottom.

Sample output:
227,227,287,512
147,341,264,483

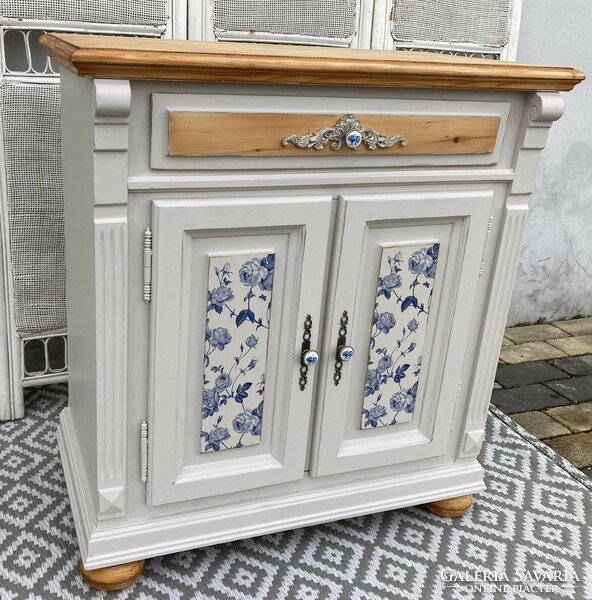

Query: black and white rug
1,384,592,599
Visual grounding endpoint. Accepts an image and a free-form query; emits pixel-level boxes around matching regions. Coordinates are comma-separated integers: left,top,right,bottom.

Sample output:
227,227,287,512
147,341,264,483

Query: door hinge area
143,227,153,302
140,420,148,483
450,380,462,432
479,216,494,276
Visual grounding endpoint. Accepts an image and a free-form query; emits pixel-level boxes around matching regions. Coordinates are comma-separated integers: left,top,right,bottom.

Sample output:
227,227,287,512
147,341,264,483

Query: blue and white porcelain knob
338,345,355,361
345,130,362,149
302,350,320,367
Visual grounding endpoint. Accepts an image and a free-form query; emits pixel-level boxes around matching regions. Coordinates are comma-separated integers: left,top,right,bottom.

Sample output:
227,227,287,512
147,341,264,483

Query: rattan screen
0,81,66,334
391,0,511,47
0,1,168,26
212,0,358,39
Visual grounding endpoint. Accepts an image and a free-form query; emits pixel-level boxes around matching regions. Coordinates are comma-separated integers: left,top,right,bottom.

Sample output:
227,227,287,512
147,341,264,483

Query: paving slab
495,361,569,389
499,342,568,365
503,324,568,344
501,337,514,346
491,384,570,414
545,376,592,403
549,354,592,377
546,432,592,468
546,402,592,433
552,317,592,336
510,411,570,439
547,335,592,357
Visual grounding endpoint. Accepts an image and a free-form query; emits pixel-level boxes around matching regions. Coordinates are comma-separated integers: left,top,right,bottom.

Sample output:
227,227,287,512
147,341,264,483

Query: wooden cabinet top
40,33,584,92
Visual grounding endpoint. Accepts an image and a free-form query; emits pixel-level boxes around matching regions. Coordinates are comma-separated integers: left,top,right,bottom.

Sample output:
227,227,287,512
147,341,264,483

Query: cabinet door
311,190,492,477
148,195,332,505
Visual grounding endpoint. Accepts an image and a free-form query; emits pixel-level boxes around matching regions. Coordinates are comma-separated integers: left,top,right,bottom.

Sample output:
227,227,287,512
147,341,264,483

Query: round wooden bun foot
423,494,473,518
79,559,145,591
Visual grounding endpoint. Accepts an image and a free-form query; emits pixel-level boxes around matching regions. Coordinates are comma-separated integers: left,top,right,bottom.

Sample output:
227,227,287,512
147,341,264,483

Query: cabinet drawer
169,112,500,157
150,92,513,171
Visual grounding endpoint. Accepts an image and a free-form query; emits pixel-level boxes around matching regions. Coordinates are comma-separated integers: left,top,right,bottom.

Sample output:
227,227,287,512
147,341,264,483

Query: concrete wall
508,1,592,325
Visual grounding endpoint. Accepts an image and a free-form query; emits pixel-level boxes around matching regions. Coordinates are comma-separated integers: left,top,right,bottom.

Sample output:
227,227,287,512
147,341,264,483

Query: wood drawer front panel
168,112,500,157
150,93,515,171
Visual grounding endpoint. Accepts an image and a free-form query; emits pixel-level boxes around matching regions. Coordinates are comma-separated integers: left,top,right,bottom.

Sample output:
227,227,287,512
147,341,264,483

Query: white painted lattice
1,29,59,77
0,1,168,27
212,0,357,40
391,0,512,47
0,80,66,335
0,5,167,414
21,331,67,386
189,0,374,49
371,0,523,60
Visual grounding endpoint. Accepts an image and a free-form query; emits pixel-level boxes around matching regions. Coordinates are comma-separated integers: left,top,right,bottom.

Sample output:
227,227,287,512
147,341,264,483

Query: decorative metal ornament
334,311,351,386
299,315,315,391
281,115,408,152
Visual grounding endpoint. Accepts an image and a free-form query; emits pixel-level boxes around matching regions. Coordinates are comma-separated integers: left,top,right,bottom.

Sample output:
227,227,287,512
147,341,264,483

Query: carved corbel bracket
94,79,132,118
92,79,131,206
528,91,565,124
510,91,565,196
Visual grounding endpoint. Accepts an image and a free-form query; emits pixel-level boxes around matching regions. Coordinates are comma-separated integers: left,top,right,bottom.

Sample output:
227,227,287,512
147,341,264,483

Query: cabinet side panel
60,70,98,500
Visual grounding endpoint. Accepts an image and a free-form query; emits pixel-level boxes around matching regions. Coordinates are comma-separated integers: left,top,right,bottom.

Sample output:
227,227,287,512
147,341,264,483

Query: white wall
507,0,592,325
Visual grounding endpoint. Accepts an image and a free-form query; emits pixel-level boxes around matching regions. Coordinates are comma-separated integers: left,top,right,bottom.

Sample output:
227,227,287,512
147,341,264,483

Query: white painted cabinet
147,188,492,504
41,34,582,580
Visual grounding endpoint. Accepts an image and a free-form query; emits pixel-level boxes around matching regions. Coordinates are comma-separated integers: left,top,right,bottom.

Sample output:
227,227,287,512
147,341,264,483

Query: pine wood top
40,34,585,92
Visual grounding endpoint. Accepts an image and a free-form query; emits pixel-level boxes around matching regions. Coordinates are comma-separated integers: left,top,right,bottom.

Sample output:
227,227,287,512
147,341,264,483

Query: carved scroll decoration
282,115,408,151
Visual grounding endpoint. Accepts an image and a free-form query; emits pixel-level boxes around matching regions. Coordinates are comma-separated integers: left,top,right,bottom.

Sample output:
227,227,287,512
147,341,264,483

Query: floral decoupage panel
200,252,274,453
362,242,439,430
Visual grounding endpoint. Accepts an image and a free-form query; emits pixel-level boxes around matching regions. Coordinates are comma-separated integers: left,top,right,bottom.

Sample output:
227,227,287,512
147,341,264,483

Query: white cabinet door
311,189,493,477
148,195,332,505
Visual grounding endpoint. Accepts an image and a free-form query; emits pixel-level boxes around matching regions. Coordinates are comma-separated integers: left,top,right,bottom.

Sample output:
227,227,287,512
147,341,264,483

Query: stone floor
493,317,592,478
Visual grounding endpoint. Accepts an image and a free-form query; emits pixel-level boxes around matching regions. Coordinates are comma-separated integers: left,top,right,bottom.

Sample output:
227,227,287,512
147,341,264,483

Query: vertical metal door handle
299,315,318,391
334,311,353,386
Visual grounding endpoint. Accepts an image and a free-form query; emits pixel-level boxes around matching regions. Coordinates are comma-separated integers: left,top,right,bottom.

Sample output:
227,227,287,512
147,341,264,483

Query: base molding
58,408,485,570
56,408,96,565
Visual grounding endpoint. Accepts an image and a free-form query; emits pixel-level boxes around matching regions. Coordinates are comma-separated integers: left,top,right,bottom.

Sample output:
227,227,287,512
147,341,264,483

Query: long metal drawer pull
281,115,408,151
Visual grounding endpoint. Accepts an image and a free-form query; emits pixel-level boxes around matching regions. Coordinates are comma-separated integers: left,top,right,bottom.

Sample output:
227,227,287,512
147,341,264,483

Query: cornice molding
40,34,585,92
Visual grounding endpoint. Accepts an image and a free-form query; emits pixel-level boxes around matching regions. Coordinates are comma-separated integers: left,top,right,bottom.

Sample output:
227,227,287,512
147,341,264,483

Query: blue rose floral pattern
200,252,274,453
361,243,439,429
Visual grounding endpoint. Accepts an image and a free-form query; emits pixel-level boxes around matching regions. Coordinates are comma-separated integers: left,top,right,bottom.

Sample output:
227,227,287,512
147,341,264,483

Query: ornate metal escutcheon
334,311,352,386
282,115,408,152
299,315,318,391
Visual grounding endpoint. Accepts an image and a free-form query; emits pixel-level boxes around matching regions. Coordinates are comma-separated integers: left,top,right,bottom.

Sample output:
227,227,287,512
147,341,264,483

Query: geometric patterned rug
1,384,592,599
